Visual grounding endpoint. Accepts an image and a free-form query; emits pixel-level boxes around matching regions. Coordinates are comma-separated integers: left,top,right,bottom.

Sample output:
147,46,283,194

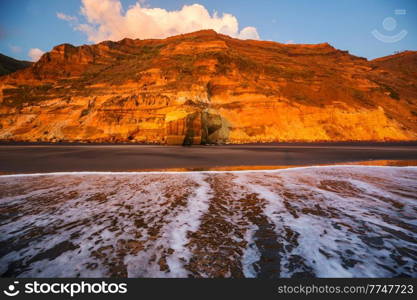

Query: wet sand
1,166,416,277
0,143,417,173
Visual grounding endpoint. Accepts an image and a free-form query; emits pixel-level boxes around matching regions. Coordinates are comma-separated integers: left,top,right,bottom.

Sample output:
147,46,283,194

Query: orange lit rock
165,110,202,145
0,30,416,144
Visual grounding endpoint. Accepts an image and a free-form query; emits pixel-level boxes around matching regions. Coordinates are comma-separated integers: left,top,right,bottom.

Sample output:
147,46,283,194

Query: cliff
0,53,32,76
0,30,416,144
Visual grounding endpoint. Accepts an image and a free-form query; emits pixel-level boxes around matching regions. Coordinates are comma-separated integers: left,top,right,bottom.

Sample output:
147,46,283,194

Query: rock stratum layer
0,30,416,144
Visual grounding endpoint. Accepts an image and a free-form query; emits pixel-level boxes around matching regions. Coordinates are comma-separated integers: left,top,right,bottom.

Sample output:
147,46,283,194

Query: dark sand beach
0,142,417,173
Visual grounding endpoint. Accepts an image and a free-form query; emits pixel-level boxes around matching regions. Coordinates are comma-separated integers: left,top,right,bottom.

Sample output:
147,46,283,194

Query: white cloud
57,12,78,22
28,48,45,62
58,0,260,43
238,27,259,40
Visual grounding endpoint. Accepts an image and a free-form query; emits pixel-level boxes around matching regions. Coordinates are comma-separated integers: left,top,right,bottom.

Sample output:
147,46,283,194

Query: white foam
241,224,261,278
238,167,417,277
0,166,416,278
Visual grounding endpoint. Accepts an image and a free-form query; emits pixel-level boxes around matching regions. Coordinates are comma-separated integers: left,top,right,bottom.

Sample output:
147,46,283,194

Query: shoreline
1,161,417,177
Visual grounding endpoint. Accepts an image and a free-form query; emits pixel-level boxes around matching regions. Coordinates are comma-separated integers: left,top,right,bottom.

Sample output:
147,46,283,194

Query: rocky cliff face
0,53,32,76
0,30,416,144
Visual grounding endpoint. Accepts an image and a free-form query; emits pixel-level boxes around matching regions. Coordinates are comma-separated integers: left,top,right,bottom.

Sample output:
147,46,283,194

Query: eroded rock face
165,110,202,145
0,30,416,144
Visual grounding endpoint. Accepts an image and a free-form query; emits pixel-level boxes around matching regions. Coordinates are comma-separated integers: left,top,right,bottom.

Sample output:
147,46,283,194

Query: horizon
0,0,416,62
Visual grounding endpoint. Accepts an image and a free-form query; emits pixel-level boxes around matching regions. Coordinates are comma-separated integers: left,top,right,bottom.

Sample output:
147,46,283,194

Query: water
1,165,416,278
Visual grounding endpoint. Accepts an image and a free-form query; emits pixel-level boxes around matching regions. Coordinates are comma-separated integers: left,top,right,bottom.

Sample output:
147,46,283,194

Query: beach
1,143,416,278
1,165,416,277
1,143,417,173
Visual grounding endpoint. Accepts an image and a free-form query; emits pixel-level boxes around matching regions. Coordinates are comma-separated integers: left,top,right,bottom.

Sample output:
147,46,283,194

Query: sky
0,0,416,61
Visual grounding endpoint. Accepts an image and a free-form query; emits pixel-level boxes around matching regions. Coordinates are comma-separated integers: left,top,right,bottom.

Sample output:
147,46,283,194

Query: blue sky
0,0,416,61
